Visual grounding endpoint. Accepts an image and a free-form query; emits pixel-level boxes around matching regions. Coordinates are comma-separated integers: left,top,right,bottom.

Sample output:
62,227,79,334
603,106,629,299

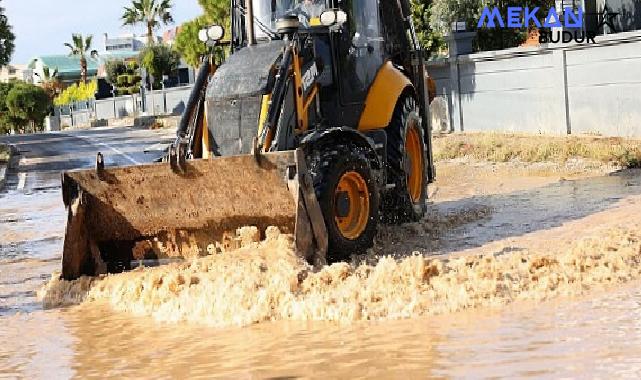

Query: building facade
0,64,34,83
103,33,148,52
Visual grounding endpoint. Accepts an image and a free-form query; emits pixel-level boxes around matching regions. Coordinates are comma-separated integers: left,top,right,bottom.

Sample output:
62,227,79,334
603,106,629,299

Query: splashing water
39,225,641,328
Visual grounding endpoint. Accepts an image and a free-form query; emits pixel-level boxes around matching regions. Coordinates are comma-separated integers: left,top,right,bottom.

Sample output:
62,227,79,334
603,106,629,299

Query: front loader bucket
60,149,327,280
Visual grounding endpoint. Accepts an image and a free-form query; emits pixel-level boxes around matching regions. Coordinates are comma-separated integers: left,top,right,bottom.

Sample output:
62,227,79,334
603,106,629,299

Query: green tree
104,60,128,85
0,1,15,66
122,0,174,45
0,82,33,134
105,60,142,95
174,17,209,67
197,0,228,24
5,83,51,133
139,44,181,89
174,0,230,67
64,34,98,84
429,0,483,40
411,0,444,57
0,81,17,134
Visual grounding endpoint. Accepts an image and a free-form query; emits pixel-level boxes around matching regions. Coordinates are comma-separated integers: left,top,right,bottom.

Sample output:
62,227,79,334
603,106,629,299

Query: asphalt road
0,127,176,193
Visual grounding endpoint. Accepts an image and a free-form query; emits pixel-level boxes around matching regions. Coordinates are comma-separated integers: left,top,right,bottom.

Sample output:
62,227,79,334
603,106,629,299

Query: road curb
0,144,18,190
0,165,5,190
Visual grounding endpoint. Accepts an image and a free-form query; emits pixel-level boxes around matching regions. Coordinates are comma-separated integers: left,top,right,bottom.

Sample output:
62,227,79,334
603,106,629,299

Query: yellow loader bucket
60,149,327,280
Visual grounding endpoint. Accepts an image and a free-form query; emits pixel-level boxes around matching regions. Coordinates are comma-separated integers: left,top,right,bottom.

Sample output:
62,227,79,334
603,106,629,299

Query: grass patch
0,144,10,163
434,133,641,168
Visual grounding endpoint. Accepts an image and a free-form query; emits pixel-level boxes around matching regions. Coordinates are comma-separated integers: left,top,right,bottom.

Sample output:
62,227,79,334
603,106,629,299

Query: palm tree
64,34,98,84
122,0,174,45
40,66,59,82
34,66,62,100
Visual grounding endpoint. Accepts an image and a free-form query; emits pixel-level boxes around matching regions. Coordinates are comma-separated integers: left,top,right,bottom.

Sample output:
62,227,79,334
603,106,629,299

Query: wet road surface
2,130,641,378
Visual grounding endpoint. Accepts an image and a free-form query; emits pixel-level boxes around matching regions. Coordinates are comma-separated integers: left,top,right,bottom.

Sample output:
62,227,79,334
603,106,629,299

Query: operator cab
230,0,396,128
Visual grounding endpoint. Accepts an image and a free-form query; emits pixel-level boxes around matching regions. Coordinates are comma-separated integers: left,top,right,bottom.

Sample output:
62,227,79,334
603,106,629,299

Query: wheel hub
405,120,424,203
334,171,370,240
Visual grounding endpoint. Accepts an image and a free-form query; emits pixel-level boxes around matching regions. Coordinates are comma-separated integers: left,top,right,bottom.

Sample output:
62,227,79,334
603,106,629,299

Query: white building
103,33,159,52
0,64,34,83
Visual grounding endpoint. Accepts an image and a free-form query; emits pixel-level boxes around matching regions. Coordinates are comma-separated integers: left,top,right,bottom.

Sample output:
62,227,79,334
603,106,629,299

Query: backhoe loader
60,0,436,280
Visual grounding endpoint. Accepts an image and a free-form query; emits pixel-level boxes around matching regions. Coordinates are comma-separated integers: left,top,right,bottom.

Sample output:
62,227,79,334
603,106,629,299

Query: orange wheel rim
406,122,424,203
334,171,370,240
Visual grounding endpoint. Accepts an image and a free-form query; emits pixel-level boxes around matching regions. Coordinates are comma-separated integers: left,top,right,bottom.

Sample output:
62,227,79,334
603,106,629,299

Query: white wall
428,31,641,137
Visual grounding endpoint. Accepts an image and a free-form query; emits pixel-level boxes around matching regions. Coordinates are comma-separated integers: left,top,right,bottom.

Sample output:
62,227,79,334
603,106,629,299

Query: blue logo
477,7,597,44
478,7,583,29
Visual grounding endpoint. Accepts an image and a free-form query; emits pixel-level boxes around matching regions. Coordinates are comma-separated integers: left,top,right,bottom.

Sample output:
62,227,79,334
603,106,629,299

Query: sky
4,0,204,64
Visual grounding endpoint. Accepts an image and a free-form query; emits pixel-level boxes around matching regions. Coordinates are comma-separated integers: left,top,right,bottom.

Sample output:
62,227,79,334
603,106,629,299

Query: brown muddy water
4,162,641,378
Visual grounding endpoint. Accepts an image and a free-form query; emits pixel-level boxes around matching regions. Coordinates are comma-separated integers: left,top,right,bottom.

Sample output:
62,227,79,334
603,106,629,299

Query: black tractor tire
383,95,428,224
307,143,380,262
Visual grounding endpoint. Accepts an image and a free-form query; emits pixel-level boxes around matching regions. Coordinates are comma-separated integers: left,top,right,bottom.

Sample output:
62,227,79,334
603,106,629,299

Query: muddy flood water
4,161,641,378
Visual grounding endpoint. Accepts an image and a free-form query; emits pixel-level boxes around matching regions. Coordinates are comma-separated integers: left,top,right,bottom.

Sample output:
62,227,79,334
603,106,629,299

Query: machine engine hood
206,40,286,101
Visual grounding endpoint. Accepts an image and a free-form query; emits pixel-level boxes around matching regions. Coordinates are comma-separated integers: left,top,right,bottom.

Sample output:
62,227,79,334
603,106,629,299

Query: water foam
39,226,641,327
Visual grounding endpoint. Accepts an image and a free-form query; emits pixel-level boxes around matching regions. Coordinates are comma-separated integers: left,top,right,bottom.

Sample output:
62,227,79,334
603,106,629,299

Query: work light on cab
199,24,225,43
320,10,348,26
207,25,225,41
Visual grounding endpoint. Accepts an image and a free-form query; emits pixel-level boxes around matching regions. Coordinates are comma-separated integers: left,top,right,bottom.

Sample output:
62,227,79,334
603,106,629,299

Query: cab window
338,0,384,104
